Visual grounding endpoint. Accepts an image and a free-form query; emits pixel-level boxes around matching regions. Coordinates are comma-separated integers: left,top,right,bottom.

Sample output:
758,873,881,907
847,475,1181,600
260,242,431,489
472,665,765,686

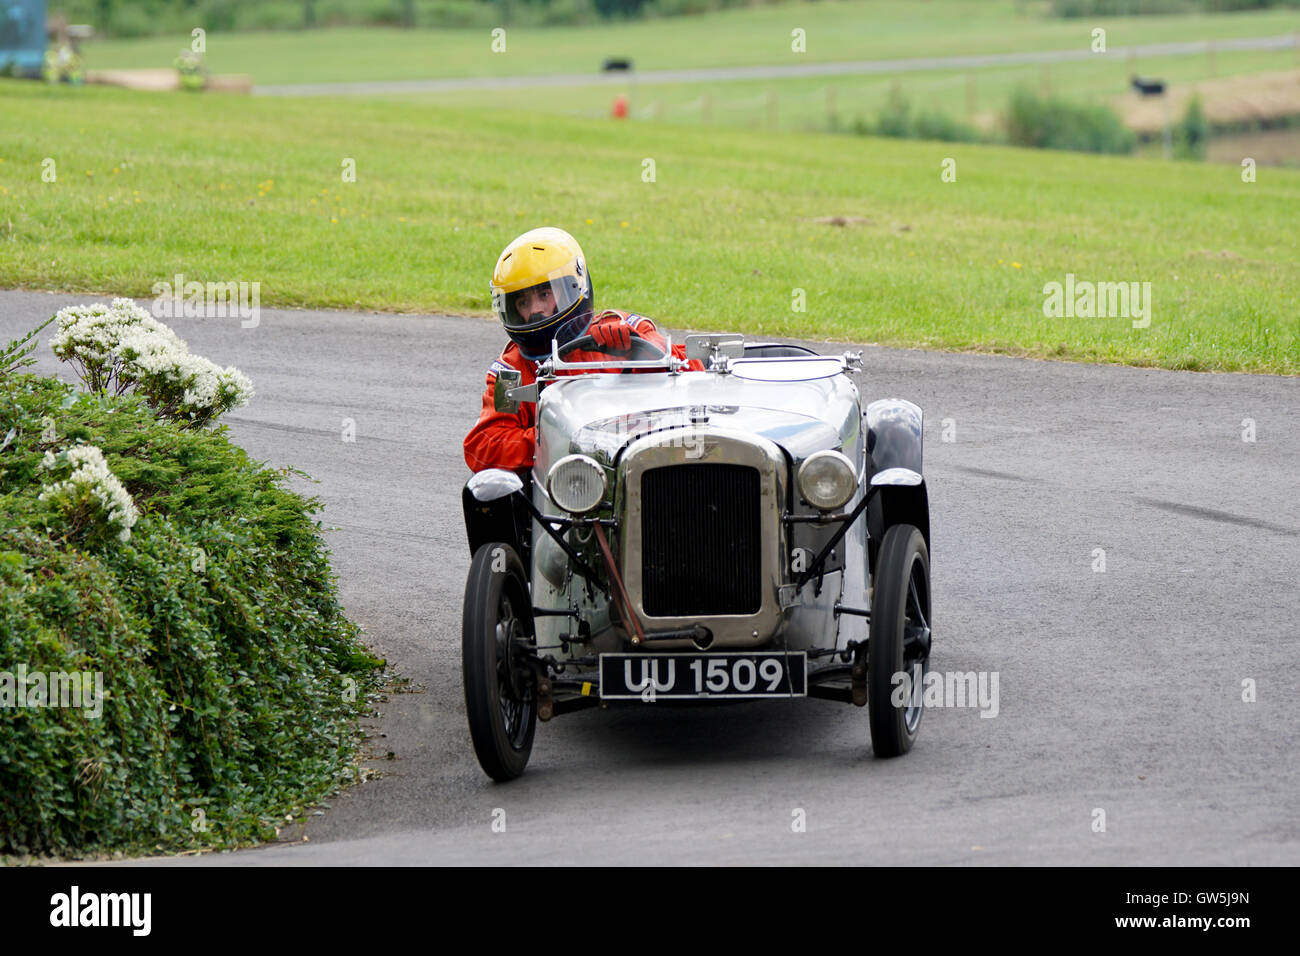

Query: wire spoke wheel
868,524,932,757
463,543,537,781
900,562,932,733
493,599,534,751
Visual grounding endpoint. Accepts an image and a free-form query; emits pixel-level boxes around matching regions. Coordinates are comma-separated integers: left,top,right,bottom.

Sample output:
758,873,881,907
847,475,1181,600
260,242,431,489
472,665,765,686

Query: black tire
868,523,932,758
463,542,537,781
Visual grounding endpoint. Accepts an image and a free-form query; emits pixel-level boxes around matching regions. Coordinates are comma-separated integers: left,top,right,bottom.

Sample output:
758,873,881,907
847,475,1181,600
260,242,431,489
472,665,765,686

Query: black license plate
599,652,807,700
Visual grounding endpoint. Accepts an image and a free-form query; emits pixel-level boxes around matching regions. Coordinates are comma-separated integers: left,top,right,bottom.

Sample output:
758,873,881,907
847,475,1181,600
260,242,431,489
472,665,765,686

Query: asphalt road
4,290,1297,866
253,34,1300,96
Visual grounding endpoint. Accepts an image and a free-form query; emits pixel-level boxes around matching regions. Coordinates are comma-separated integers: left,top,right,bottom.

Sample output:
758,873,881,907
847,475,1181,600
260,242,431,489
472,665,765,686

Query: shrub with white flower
50,298,253,426
115,325,255,426
38,444,140,543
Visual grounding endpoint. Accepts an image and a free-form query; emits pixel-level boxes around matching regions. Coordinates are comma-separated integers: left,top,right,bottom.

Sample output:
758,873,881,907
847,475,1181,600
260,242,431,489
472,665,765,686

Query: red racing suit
464,309,702,473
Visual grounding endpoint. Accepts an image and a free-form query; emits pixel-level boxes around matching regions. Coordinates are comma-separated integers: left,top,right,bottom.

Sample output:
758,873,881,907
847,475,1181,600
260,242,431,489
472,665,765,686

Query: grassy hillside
0,81,1296,372
78,2,1300,85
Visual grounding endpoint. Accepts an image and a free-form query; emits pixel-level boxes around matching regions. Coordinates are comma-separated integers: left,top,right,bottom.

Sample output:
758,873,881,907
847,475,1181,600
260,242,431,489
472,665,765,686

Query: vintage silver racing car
461,333,931,781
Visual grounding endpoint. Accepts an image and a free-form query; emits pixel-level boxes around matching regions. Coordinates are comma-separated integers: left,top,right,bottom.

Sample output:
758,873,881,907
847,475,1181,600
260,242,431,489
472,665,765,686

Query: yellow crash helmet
490,227,594,361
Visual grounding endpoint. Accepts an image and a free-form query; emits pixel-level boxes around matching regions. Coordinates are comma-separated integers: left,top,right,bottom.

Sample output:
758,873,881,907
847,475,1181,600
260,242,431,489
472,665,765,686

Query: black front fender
462,473,534,574
865,399,923,476
864,399,929,554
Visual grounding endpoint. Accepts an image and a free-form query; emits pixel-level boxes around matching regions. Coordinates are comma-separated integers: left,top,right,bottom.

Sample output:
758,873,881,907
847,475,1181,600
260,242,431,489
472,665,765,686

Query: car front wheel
463,542,537,781
867,523,932,758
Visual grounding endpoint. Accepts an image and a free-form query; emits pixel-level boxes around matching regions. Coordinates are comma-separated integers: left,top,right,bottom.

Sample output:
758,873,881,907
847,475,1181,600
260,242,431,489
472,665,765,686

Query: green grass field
80,1,1300,85
1,82,1296,373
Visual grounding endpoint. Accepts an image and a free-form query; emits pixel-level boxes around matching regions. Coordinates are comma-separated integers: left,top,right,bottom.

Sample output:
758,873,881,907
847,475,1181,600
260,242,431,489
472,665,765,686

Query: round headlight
547,454,607,514
798,450,857,511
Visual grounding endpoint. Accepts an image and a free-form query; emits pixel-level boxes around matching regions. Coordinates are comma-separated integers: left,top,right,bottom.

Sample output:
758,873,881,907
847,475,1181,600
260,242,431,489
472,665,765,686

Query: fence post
1162,93,1172,160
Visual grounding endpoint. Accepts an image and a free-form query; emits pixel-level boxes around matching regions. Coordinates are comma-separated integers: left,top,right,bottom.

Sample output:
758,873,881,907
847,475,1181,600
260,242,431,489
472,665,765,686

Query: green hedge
854,89,983,144
0,372,382,857
1174,95,1209,159
1005,88,1136,155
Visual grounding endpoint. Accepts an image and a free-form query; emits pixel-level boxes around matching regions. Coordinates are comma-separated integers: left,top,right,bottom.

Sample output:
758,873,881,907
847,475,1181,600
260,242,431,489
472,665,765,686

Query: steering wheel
557,334,668,362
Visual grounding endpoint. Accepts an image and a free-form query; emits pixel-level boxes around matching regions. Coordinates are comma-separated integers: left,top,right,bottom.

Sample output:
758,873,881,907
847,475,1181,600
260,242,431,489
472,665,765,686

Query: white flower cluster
39,444,140,543
50,298,254,425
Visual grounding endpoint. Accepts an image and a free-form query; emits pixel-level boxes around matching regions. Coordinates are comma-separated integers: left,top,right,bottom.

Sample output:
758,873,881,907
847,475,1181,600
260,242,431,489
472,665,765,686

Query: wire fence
569,36,1300,135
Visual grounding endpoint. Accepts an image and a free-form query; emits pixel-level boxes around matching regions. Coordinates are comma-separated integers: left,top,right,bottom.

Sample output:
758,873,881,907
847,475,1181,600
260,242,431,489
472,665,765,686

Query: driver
464,226,700,473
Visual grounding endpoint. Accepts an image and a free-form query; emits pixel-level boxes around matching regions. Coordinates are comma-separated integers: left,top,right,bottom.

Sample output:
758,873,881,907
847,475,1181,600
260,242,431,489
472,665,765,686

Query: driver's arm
464,362,536,473
592,311,705,371
636,317,706,372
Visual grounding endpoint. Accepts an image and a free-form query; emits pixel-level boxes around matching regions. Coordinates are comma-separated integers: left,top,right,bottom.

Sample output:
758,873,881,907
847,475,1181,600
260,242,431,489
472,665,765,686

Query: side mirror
870,467,923,487
467,468,524,502
493,368,522,413
685,333,744,362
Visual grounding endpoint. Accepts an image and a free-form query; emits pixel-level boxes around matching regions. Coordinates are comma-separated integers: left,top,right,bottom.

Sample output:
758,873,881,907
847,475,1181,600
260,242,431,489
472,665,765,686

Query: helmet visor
492,263,587,335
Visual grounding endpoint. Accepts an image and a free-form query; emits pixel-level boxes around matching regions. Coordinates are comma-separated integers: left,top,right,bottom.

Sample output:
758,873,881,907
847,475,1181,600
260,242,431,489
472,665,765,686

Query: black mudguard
462,473,534,575
864,399,930,557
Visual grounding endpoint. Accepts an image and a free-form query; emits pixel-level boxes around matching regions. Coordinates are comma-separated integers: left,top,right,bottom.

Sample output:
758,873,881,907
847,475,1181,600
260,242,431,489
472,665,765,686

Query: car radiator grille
641,464,762,617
